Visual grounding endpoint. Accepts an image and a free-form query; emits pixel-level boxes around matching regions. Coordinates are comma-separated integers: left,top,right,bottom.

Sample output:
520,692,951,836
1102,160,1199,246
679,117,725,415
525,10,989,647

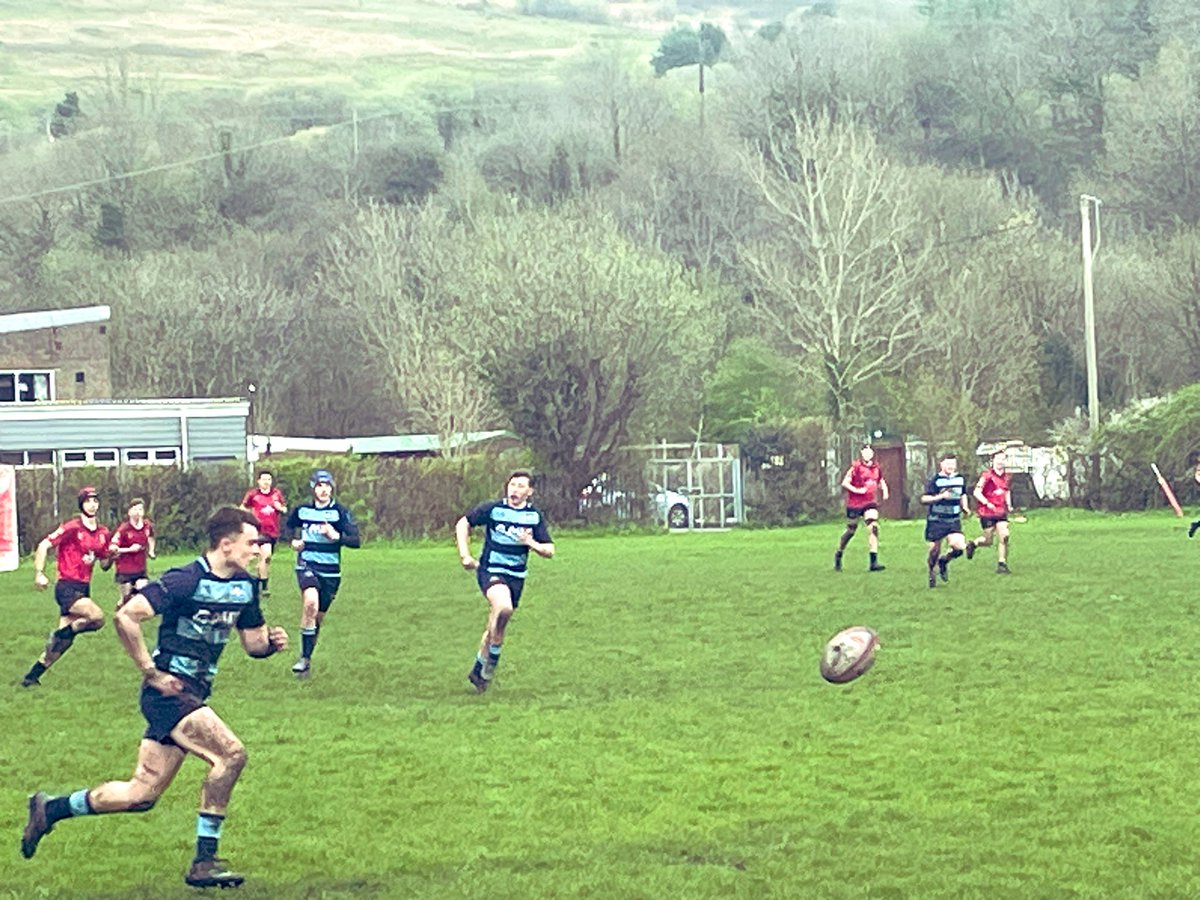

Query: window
0,450,55,468
123,447,181,467
61,449,119,469
0,370,53,403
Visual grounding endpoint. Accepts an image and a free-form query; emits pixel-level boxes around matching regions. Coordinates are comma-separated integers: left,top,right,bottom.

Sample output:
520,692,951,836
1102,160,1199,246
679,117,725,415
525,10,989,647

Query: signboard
0,465,16,572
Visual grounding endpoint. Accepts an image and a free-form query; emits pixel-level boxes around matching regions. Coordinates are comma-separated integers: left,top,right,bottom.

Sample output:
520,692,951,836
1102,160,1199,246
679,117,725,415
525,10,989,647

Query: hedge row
13,450,532,555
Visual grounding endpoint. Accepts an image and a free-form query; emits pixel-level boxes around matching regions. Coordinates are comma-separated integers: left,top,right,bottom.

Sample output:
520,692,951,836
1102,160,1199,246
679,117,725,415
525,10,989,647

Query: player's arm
879,477,890,501
840,467,861,493
332,506,361,548
239,623,289,659
919,483,941,504
147,533,157,559
521,519,555,559
32,536,54,589
114,594,182,694
973,475,990,510
455,515,477,569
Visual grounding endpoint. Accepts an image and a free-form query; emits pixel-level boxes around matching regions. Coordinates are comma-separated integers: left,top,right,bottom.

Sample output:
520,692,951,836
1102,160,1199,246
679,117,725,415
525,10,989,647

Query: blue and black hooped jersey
926,472,966,524
286,500,361,578
141,557,264,698
467,500,552,580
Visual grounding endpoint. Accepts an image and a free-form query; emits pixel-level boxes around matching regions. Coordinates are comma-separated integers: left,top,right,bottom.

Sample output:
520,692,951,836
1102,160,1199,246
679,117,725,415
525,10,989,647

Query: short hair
991,449,1006,459
128,497,146,510
508,470,534,486
941,453,957,461
206,507,259,549
256,469,273,479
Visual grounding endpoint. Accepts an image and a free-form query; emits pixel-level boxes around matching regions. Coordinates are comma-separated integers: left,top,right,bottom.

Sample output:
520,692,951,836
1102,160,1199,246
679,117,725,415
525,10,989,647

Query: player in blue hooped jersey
285,469,361,679
456,470,555,693
920,452,971,589
20,507,289,889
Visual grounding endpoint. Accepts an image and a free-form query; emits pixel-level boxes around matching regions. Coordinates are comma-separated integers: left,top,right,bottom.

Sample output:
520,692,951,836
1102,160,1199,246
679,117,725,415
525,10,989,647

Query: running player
285,470,360,679
456,471,554,693
967,449,1013,574
21,486,113,688
834,444,889,572
19,507,288,889
241,470,286,597
920,454,970,589
110,497,156,607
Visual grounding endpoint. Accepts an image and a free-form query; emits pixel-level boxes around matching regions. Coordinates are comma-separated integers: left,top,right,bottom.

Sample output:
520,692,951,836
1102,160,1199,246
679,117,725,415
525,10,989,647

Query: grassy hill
0,0,657,125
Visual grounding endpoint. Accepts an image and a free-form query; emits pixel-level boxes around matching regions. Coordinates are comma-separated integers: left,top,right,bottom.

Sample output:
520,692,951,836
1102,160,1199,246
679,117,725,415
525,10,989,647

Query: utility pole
1079,194,1101,432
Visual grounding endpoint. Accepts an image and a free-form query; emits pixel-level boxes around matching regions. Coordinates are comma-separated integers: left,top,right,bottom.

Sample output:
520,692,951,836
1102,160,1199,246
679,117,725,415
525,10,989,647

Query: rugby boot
996,561,1011,574
965,541,975,560
185,856,245,888
291,657,311,679
467,670,488,693
21,791,51,859
833,551,843,572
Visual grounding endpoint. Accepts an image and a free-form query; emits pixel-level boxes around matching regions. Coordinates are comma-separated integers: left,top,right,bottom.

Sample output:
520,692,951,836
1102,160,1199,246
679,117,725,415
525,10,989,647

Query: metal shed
0,398,250,470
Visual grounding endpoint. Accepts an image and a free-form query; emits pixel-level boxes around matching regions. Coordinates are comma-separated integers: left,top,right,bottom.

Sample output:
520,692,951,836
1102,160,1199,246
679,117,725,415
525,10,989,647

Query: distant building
0,305,113,403
0,398,251,470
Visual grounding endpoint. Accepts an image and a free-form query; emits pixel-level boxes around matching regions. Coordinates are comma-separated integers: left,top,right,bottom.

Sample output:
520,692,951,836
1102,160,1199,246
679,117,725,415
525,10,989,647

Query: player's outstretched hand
33,572,49,591
460,554,478,571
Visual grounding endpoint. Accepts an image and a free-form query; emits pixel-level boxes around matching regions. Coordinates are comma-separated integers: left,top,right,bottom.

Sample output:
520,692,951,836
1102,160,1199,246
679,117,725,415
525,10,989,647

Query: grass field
3,510,1200,897
0,0,657,122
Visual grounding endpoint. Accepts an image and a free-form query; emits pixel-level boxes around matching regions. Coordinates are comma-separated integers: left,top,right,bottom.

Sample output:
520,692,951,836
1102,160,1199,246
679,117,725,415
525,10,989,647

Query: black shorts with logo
140,680,206,746
979,515,1008,530
925,519,963,543
846,504,879,520
297,566,340,612
477,570,526,608
54,579,90,615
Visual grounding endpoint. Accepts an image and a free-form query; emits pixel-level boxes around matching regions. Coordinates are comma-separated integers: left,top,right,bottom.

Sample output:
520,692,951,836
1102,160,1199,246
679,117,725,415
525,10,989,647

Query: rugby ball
820,625,879,684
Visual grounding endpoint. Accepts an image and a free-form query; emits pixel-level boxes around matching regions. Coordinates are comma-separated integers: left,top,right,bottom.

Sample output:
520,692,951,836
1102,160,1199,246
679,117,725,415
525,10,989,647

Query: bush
12,450,532,555
740,418,834,525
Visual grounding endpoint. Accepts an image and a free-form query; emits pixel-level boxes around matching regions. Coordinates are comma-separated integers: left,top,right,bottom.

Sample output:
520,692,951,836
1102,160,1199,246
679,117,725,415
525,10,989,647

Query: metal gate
641,441,744,529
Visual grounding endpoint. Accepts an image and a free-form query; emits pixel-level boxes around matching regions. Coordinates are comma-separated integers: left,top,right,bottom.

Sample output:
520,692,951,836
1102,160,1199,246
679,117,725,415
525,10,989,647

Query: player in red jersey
21,487,113,687
241,470,286,597
967,449,1013,574
834,444,890,572
110,497,156,608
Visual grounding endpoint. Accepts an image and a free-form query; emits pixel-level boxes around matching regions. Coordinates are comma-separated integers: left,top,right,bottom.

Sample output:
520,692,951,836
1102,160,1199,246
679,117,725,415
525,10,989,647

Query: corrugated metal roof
0,305,111,334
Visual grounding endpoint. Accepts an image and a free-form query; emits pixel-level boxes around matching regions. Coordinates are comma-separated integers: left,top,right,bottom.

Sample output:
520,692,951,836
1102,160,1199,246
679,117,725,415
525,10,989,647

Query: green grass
0,0,657,123
3,510,1200,897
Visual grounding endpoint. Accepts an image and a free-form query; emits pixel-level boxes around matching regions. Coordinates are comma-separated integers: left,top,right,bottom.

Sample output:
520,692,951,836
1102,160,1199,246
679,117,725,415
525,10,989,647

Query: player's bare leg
23,598,105,686
470,583,513,692
937,532,968,583
926,541,941,588
994,521,1011,573
257,542,273,595
293,586,320,677
22,738,186,859
171,708,249,888
834,519,857,571
865,511,885,571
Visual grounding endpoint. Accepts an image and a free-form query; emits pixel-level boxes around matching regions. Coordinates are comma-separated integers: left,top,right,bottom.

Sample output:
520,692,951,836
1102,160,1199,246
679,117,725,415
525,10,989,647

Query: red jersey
242,487,285,538
845,460,882,510
47,518,111,583
112,519,154,575
976,469,1011,517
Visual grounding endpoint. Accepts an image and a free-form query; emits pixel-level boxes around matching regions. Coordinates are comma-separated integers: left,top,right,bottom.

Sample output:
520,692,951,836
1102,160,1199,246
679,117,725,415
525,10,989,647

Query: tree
460,203,725,519
651,23,727,129
739,114,942,426
316,203,499,450
1096,40,1200,227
